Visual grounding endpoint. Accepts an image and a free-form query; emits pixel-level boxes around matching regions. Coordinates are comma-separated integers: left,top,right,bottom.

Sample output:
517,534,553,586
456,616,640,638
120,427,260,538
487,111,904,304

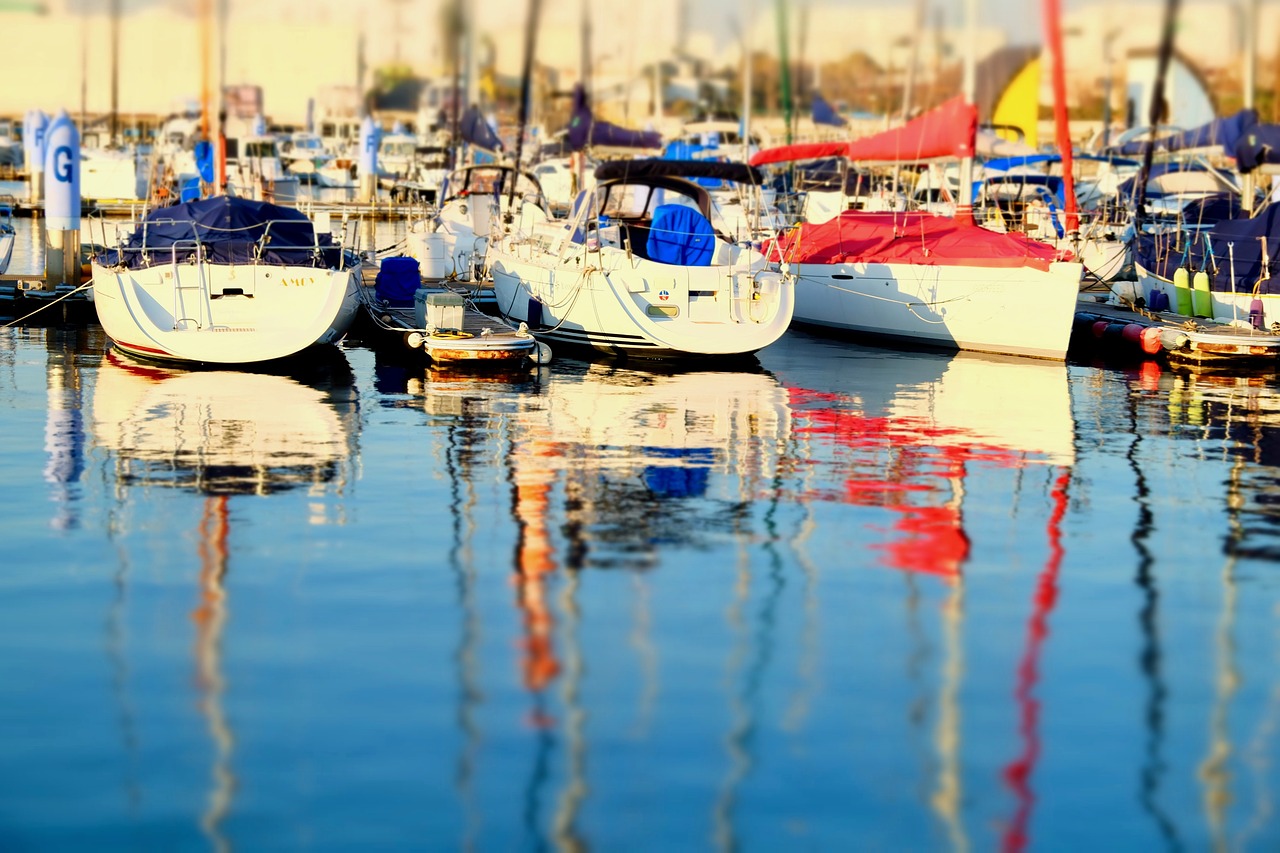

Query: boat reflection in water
406,344,1085,848
765,341,1074,850
89,348,359,851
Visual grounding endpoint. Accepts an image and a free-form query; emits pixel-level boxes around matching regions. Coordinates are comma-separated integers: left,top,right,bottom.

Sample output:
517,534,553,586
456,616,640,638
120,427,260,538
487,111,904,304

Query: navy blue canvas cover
99,195,342,269
811,92,848,128
1235,124,1280,173
460,105,503,153
647,204,716,266
1109,110,1258,157
1134,203,1280,295
566,85,663,152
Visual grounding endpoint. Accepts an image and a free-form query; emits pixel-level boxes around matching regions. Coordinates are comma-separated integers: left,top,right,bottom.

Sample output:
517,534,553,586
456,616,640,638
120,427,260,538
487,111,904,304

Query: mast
775,0,792,146
507,0,543,215
110,0,120,146
1240,0,1258,213
901,0,925,123
740,0,753,164
1132,0,1180,232
1043,0,1079,236
955,0,976,225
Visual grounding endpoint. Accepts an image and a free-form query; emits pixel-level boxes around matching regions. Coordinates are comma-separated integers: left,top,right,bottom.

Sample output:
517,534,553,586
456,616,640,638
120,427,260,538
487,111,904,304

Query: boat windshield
598,182,700,220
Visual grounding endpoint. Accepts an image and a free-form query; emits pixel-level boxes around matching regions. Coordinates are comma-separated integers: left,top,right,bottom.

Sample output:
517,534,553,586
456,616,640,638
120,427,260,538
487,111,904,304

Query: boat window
245,141,278,158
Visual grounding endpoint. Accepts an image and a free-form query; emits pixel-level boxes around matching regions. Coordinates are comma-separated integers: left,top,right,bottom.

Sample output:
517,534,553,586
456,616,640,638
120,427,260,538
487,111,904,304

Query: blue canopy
1134,203,1280,296
99,195,343,270
1109,109,1258,157
1235,124,1280,173
566,84,662,152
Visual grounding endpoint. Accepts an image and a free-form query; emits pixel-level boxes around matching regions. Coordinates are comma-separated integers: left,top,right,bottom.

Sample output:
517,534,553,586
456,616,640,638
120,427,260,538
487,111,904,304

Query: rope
1,281,95,328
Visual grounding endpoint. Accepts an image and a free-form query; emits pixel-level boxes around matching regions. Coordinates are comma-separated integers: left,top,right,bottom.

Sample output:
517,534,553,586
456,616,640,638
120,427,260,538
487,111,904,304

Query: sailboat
757,100,1083,360
90,195,362,364
753,0,1088,361
486,159,794,359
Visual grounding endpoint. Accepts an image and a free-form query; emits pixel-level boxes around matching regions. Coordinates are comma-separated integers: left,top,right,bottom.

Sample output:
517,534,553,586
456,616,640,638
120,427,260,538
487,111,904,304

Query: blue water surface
1,270,1280,850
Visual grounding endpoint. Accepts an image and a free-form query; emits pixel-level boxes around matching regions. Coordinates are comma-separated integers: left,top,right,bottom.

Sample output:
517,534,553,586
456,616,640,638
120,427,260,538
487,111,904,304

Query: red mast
1043,0,1079,235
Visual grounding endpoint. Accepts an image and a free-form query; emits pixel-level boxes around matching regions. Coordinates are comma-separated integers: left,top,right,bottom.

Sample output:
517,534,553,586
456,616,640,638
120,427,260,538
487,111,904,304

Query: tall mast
110,0,120,146
507,0,543,215
1133,0,1180,231
741,0,753,164
775,0,792,146
955,0,976,225
1044,0,1078,235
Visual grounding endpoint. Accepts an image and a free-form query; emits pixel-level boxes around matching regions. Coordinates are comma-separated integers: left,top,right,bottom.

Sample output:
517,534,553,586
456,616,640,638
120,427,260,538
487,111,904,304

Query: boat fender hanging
1139,326,1163,355
1191,270,1212,318
531,342,553,365
1173,267,1193,315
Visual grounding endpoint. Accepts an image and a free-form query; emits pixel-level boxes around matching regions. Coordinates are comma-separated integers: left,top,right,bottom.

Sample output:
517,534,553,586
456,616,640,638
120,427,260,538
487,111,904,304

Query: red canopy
765,211,1071,271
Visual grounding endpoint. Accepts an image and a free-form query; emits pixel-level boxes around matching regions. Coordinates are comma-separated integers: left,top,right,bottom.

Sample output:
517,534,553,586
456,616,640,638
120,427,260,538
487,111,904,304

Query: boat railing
108,214,348,270
168,239,213,330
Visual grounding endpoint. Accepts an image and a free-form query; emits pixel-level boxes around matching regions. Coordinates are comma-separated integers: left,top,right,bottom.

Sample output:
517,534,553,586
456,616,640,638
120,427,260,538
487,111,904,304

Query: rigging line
0,282,95,328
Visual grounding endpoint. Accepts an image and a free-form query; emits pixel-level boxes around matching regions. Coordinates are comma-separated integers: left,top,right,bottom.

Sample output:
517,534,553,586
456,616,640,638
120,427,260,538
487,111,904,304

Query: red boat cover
764,211,1072,271
748,140,850,167
843,95,977,162
748,96,978,166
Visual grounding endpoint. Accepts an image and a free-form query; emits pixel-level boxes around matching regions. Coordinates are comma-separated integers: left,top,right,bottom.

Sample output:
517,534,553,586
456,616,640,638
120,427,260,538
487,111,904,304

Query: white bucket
412,230,449,280
419,229,450,279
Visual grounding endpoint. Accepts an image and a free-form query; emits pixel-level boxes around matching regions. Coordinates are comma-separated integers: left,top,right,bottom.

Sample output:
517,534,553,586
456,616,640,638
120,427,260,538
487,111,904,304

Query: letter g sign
54,145,74,182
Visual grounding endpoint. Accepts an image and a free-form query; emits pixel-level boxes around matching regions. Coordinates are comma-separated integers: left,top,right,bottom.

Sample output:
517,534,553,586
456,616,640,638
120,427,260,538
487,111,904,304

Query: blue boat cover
1134,203,1280,295
460,105,503,153
1115,161,1229,202
1235,124,1280,173
375,256,421,306
565,85,663,152
646,204,716,266
1109,109,1259,157
98,195,343,269
811,91,848,128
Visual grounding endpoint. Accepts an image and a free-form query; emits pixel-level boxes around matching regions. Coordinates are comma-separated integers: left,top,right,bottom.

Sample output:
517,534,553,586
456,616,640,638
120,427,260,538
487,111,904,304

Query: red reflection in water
512,440,561,722
1002,469,1070,853
788,387,1045,579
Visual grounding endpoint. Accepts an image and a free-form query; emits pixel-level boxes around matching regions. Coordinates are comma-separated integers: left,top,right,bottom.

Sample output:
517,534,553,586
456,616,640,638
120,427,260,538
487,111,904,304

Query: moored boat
90,195,361,364
485,159,793,360
358,255,545,367
766,210,1083,360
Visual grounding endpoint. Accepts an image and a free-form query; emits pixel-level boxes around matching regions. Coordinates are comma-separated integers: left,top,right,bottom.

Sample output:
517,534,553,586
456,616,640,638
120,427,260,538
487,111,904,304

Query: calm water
2,212,1280,850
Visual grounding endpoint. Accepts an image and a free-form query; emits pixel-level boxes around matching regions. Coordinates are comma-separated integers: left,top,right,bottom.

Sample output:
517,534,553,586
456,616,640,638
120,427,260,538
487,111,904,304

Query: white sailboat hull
788,259,1083,360
488,242,794,359
91,261,361,364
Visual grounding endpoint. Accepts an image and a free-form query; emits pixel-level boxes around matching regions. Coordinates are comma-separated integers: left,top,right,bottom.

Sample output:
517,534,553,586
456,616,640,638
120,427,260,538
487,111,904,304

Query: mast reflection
91,348,359,850
775,350,1074,849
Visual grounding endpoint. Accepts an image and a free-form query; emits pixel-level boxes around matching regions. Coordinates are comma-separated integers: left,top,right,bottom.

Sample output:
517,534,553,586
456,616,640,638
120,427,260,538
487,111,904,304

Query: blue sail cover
1235,124,1280,173
1134,203,1280,296
99,196,342,270
459,105,503,153
565,84,663,152
1109,109,1258,157
811,92,848,128
1115,161,1232,201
